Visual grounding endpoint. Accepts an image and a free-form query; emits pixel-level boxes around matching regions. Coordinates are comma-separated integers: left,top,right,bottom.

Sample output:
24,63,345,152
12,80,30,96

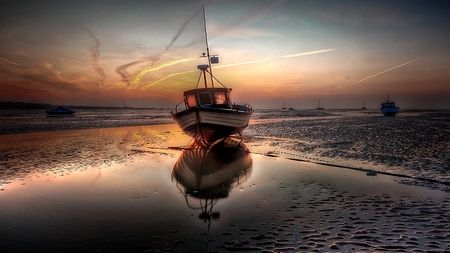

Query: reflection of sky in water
0,125,189,186
1,127,450,252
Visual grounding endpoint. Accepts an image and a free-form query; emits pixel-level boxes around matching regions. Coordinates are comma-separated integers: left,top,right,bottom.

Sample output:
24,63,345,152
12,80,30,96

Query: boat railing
173,98,252,115
172,100,186,115
232,103,252,112
172,94,253,114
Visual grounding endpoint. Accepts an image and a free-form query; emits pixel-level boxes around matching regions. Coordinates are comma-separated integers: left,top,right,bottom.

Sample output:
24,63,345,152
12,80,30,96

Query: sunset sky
1,0,449,109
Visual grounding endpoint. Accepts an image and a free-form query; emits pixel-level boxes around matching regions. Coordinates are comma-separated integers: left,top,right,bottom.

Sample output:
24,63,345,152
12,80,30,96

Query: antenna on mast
202,5,215,87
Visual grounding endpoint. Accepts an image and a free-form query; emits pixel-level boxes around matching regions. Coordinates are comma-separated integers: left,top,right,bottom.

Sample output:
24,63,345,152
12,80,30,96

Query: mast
202,5,214,87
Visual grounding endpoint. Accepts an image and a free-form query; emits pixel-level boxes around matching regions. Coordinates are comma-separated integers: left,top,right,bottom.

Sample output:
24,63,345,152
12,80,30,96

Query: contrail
115,59,148,86
132,58,195,85
141,48,335,90
338,58,421,90
216,49,335,69
82,24,107,88
118,1,214,87
0,57,19,66
141,69,197,90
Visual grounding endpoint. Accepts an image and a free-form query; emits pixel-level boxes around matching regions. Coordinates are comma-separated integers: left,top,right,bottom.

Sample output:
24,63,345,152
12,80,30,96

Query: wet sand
1,119,450,252
246,109,450,191
0,108,173,135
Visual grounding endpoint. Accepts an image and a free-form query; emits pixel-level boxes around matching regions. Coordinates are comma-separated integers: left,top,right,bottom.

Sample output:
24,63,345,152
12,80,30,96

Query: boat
361,101,367,110
281,103,288,111
316,99,325,110
171,6,253,145
380,95,399,116
45,106,75,117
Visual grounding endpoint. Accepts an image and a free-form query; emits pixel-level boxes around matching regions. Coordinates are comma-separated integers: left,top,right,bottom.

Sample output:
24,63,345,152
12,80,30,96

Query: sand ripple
205,182,450,252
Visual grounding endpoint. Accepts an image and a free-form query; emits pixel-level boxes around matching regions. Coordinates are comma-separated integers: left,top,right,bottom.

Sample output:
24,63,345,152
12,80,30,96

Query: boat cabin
381,102,396,108
183,87,231,109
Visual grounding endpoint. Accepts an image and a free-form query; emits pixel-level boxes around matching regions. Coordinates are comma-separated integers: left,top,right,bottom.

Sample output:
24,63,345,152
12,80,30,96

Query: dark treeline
0,101,53,109
0,101,141,110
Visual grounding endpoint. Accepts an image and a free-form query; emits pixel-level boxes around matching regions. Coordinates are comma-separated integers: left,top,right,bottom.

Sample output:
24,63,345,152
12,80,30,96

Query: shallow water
246,109,450,190
0,108,173,135
1,124,450,252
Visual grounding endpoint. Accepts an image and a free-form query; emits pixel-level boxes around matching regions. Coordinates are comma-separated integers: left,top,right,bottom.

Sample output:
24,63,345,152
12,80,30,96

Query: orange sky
0,0,449,109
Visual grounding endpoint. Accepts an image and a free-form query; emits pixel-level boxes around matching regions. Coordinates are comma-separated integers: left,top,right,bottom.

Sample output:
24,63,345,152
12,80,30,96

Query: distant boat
316,99,325,110
281,103,288,111
361,101,367,110
380,95,399,116
171,6,253,145
289,107,294,110
45,106,75,117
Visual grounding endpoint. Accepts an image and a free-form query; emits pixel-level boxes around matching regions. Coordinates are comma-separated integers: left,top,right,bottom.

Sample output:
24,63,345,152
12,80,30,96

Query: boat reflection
172,137,252,221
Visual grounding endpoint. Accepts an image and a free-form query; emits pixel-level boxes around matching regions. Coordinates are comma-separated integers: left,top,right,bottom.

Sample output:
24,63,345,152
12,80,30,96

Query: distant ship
316,99,325,110
45,106,75,117
281,103,293,111
380,95,399,116
171,6,252,145
361,101,367,110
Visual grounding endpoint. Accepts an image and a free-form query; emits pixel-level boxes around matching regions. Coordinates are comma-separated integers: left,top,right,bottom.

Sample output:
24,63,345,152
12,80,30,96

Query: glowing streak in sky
338,58,421,90
132,58,195,85
141,70,197,90
117,3,211,87
141,49,335,90
216,49,336,68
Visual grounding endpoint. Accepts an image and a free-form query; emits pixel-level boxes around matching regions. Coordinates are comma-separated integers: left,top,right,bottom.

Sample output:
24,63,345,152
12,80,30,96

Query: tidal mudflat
1,109,450,252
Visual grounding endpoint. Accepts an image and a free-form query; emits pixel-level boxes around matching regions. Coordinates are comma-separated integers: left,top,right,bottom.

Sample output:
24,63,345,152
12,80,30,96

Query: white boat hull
173,107,252,144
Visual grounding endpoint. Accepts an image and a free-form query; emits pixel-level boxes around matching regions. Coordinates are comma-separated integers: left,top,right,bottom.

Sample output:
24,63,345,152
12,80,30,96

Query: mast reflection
172,138,253,221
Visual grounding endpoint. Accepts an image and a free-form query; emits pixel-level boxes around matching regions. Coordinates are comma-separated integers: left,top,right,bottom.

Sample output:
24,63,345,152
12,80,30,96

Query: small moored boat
361,101,367,110
316,99,325,110
380,95,399,116
45,106,75,117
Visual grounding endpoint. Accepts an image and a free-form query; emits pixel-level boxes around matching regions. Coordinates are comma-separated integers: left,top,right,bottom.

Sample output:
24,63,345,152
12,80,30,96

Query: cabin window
214,92,227,105
186,94,197,107
198,92,212,106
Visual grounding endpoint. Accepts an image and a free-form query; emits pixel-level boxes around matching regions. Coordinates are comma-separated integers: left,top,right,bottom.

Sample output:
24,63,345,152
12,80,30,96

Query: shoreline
1,108,449,136
2,109,450,191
